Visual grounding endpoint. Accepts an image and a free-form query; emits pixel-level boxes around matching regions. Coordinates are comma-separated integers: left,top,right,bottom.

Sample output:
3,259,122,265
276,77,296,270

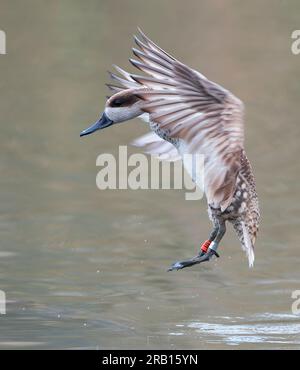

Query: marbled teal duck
80,29,260,270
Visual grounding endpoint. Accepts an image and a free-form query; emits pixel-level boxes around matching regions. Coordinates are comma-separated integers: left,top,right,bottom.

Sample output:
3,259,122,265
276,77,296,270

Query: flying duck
80,29,260,270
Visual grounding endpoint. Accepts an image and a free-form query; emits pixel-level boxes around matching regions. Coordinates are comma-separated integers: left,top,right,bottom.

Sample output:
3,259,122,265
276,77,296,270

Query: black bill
80,112,113,137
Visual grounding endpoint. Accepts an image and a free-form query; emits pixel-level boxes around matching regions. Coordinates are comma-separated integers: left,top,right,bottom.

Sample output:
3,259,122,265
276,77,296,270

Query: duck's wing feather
131,29,245,210
131,131,181,162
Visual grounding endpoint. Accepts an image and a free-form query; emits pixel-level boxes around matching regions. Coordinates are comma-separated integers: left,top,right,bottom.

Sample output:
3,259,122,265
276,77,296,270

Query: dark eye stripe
110,95,139,107
113,99,123,106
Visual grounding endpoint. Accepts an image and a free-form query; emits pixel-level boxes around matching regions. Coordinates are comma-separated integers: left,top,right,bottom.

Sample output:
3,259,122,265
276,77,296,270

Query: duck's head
80,89,143,137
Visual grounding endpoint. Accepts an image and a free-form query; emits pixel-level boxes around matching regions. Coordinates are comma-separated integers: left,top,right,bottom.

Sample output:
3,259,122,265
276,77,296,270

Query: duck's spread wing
108,29,245,210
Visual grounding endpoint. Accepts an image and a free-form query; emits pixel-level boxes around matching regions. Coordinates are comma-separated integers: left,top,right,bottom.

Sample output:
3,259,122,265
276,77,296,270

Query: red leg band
201,240,211,253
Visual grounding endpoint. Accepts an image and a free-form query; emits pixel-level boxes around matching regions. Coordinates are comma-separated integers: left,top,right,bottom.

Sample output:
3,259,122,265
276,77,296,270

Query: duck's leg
168,221,226,271
198,224,219,257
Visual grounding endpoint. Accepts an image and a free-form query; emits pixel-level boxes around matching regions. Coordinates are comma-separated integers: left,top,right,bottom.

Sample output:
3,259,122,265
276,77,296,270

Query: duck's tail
233,219,255,268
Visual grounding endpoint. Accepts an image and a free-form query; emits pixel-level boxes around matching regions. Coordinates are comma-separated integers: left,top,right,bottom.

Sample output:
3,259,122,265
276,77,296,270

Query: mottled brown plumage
208,151,259,266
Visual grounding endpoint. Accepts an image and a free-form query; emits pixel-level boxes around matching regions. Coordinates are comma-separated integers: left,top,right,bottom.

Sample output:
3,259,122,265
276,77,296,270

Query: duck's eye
110,94,139,108
111,98,124,107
